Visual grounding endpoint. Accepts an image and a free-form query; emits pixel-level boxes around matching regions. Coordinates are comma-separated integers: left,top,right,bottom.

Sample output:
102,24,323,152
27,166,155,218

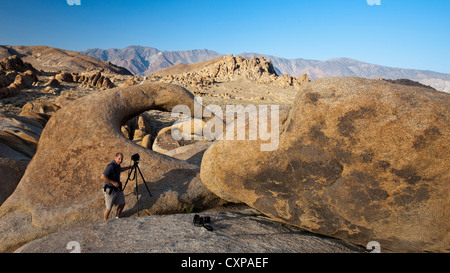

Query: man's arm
120,166,132,172
101,174,119,188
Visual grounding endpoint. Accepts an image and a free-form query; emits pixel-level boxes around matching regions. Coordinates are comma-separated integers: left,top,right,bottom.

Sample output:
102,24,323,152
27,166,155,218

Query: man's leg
116,203,125,218
104,188,114,220
114,191,126,218
104,208,111,220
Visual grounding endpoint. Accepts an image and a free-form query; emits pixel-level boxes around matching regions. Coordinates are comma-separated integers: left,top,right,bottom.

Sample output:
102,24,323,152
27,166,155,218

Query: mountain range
81,46,223,76
82,46,450,93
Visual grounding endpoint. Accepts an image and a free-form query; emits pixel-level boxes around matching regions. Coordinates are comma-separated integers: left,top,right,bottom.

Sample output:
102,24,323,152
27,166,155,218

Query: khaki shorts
104,187,125,210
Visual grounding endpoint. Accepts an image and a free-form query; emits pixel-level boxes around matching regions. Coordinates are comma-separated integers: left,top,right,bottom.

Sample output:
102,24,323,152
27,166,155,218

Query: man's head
114,152,124,165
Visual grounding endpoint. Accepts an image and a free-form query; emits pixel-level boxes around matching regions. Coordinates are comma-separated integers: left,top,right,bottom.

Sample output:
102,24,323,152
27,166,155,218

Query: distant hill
240,53,450,93
0,45,133,75
80,46,450,93
81,46,224,76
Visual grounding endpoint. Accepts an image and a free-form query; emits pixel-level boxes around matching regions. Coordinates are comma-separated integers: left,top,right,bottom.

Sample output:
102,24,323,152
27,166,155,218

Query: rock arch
0,82,224,252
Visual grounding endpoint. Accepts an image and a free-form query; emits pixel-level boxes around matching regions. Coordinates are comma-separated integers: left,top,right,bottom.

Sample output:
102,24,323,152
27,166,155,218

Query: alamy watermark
367,0,381,5
67,0,81,5
66,241,81,253
366,241,381,253
171,97,280,152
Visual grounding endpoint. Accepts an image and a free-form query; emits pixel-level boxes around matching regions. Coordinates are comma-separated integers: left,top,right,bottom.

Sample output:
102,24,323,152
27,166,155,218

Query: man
101,152,132,220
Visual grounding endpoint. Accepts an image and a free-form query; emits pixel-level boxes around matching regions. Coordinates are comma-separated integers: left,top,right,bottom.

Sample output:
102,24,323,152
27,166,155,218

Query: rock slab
15,208,363,253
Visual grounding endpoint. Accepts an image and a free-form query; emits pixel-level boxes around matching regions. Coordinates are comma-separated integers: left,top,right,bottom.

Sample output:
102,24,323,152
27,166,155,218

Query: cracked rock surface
16,208,363,253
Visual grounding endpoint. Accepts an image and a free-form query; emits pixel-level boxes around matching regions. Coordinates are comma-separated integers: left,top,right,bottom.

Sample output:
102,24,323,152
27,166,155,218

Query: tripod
122,159,152,216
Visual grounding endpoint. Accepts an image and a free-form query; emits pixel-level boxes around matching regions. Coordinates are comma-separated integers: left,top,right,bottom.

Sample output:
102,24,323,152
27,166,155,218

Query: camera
193,214,213,231
193,214,210,226
131,153,140,162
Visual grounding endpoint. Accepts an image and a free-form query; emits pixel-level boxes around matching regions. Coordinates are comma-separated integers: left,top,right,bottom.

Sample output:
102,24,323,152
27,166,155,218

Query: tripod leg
122,163,135,192
136,165,152,197
135,171,140,217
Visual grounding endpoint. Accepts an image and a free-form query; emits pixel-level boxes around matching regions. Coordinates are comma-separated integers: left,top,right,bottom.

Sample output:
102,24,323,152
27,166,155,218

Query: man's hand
101,174,120,187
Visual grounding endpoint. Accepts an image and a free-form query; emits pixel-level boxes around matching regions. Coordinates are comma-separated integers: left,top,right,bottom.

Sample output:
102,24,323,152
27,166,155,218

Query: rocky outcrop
42,71,115,90
44,77,60,87
19,102,60,123
118,76,141,87
207,54,309,88
152,118,208,154
0,111,47,206
0,82,225,252
200,77,450,252
0,56,39,99
76,71,115,89
55,72,74,83
0,101,63,206
55,71,116,89
0,112,44,161
15,208,363,253
149,55,309,91
165,142,215,166
121,112,153,142
0,158,28,205
0,55,36,72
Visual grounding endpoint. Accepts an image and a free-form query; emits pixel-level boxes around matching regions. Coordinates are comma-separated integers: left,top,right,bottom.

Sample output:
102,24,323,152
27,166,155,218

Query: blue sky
0,0,449,73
